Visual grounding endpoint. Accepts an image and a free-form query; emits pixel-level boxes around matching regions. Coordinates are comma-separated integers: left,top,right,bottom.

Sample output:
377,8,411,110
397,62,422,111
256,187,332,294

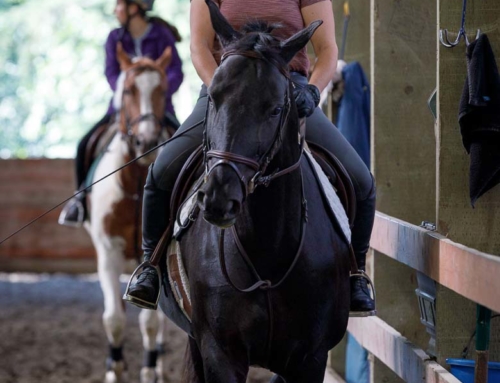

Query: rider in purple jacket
104,18,183,117
59,0,184,227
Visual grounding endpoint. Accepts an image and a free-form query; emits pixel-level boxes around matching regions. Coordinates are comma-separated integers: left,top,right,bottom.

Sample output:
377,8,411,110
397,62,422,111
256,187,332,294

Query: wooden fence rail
371,212,500,313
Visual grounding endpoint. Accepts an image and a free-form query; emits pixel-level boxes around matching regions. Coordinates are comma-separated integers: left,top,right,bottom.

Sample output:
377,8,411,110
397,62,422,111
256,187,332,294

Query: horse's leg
280,351,328,383
183,337,205,383
155,310,170,383
198,336,248,383
138,309,160,383
95,239,128,383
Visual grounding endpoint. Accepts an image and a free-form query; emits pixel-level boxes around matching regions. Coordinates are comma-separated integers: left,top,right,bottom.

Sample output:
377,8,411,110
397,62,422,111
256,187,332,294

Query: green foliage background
0,0,196,158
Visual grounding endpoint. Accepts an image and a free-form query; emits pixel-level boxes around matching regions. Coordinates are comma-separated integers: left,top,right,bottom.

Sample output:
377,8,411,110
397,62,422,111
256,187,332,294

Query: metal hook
439,0,481,48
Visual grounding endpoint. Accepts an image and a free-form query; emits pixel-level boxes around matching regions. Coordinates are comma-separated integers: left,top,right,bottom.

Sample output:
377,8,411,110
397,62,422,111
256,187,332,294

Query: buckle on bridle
248,171,261,194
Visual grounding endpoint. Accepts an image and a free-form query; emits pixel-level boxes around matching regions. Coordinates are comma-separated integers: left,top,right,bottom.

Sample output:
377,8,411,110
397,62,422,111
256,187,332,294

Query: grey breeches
148,77,375,262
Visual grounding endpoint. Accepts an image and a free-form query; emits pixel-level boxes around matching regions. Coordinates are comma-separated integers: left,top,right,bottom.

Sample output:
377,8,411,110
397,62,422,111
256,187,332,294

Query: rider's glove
293,84,321,118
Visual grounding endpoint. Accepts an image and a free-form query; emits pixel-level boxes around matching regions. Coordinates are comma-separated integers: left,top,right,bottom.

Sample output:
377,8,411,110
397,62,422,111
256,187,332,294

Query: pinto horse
85,45,174,383
174,3,350,383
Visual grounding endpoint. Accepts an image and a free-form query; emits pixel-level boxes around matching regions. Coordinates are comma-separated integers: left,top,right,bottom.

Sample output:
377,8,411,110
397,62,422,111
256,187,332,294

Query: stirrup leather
123,260,161,310
349,269,377,317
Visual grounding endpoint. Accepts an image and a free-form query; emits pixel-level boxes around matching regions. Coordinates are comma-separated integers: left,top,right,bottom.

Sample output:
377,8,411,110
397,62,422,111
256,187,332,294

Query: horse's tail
182,337,204,383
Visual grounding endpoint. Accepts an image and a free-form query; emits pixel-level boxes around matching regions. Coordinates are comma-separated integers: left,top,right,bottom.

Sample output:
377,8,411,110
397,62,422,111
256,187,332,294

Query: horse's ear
279,20,323,64
116,42,132,70
156,46,172,70
205,0,241,47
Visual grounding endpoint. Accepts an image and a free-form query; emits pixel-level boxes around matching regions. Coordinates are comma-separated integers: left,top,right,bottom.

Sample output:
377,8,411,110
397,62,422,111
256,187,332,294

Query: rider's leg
305,104,376,316
125,89,208,309
59,114,112,227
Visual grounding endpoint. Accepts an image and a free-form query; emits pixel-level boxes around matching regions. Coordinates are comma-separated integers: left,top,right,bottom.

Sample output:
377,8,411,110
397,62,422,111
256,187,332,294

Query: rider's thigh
305,108,373,200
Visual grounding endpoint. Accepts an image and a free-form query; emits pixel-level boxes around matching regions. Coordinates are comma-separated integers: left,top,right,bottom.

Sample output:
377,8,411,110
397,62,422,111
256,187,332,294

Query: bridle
119,66,167,154
203,50,305,200
118,64,167,261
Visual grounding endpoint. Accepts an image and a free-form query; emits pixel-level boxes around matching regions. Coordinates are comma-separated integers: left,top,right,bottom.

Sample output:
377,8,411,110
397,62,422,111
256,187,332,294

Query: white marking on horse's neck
113,72,127,111
135,71,161,135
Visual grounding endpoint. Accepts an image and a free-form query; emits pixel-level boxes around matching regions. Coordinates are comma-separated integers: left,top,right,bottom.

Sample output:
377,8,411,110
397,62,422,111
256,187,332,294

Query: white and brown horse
85,44,173,383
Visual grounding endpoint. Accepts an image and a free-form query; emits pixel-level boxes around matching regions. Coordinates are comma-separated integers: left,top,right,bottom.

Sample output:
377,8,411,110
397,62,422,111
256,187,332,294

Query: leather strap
217,168,308,293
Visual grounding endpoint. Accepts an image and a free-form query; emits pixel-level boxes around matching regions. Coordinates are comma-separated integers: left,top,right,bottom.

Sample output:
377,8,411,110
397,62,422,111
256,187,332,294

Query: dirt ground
0,273,273,383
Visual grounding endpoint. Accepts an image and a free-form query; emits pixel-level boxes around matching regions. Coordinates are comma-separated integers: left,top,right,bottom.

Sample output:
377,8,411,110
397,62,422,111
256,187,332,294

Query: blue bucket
446,358,500,383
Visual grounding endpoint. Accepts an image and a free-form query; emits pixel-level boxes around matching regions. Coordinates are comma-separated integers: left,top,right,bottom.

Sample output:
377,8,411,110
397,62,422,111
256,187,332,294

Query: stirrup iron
123,260,161,310
349,269,377,317
58,198,85,228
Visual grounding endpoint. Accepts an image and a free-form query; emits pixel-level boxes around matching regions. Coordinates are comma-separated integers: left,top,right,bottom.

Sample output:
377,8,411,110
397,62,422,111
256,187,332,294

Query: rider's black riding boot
350,178,376,316
124,165,170,310
58,189,87,227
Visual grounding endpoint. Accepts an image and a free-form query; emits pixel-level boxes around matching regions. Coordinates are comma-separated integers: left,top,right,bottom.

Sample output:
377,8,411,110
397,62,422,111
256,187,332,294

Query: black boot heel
349,270,377,317
123,260,161,310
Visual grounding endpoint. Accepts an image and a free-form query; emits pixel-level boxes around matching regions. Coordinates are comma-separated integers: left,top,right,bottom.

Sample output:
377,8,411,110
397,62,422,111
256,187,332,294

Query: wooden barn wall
0,159,96,273
436,0,500,369
371,0,437,381
437,1,500,255
333,0,371,79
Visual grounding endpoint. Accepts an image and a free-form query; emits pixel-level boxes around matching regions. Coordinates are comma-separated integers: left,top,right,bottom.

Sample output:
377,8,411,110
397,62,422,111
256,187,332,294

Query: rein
203,50,308,295
218,169,308,293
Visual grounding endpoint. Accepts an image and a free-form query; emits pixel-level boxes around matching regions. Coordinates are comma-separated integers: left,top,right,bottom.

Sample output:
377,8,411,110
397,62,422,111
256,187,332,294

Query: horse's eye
271,107,283,117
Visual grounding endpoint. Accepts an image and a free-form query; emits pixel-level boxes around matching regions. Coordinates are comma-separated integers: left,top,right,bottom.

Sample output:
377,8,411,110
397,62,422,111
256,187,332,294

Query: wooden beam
371,212,500,313
324,367,346,383
348,317,461,383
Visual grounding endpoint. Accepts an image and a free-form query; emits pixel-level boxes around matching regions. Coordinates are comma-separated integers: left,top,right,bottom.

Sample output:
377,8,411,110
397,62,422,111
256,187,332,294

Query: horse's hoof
140,366,157,383
104,360,128,383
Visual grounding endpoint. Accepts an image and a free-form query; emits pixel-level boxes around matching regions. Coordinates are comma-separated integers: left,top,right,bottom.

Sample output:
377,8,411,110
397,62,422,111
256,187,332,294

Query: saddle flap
166,239,192,321
308,142,357,228
85,118,118,173
304,149,351,244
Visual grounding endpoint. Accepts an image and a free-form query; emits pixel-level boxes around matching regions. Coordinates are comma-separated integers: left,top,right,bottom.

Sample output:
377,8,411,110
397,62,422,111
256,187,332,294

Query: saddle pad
173,176,203,238
166,239,192,321
304,149,351,243
85,128,119,191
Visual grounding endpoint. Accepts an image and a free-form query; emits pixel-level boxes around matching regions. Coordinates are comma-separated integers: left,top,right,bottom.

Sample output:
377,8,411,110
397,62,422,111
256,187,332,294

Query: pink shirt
213,0,328,75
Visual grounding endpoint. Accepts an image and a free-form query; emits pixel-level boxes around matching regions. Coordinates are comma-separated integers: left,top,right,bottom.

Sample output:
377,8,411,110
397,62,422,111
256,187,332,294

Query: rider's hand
293,84,321,118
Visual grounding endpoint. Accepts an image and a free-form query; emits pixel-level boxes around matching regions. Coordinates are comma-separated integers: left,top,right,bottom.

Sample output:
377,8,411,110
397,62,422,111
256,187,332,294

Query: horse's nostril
228,200,241,216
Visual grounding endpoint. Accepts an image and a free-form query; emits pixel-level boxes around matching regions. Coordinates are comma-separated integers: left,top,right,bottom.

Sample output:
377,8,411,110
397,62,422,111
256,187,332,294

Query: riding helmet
127,0,154,11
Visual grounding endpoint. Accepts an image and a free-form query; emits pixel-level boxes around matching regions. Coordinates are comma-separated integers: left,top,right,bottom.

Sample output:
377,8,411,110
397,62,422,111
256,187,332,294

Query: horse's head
116,43,172,164
197,0,322,228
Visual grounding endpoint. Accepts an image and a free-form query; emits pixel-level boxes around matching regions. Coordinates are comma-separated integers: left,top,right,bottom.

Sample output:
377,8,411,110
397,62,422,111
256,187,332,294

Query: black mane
223,20,287,67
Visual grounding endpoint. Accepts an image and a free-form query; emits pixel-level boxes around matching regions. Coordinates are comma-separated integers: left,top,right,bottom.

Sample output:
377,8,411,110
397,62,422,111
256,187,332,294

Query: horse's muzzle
197,188,241,228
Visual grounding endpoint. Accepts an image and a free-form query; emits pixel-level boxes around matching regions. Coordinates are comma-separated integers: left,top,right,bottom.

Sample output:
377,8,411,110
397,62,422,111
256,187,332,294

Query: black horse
176,3,350,382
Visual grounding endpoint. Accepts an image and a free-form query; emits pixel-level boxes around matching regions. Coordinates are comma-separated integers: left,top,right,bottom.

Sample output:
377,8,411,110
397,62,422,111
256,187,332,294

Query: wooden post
475,305,492,383
370,0,437,381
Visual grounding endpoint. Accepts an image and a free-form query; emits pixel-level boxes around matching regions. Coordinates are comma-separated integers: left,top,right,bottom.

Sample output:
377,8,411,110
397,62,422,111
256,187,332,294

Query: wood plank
371,211,500,313
324,367,346,383
348,317,461,383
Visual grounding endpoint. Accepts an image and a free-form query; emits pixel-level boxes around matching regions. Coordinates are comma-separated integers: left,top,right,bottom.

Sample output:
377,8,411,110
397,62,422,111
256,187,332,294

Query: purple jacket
105,21,184,116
